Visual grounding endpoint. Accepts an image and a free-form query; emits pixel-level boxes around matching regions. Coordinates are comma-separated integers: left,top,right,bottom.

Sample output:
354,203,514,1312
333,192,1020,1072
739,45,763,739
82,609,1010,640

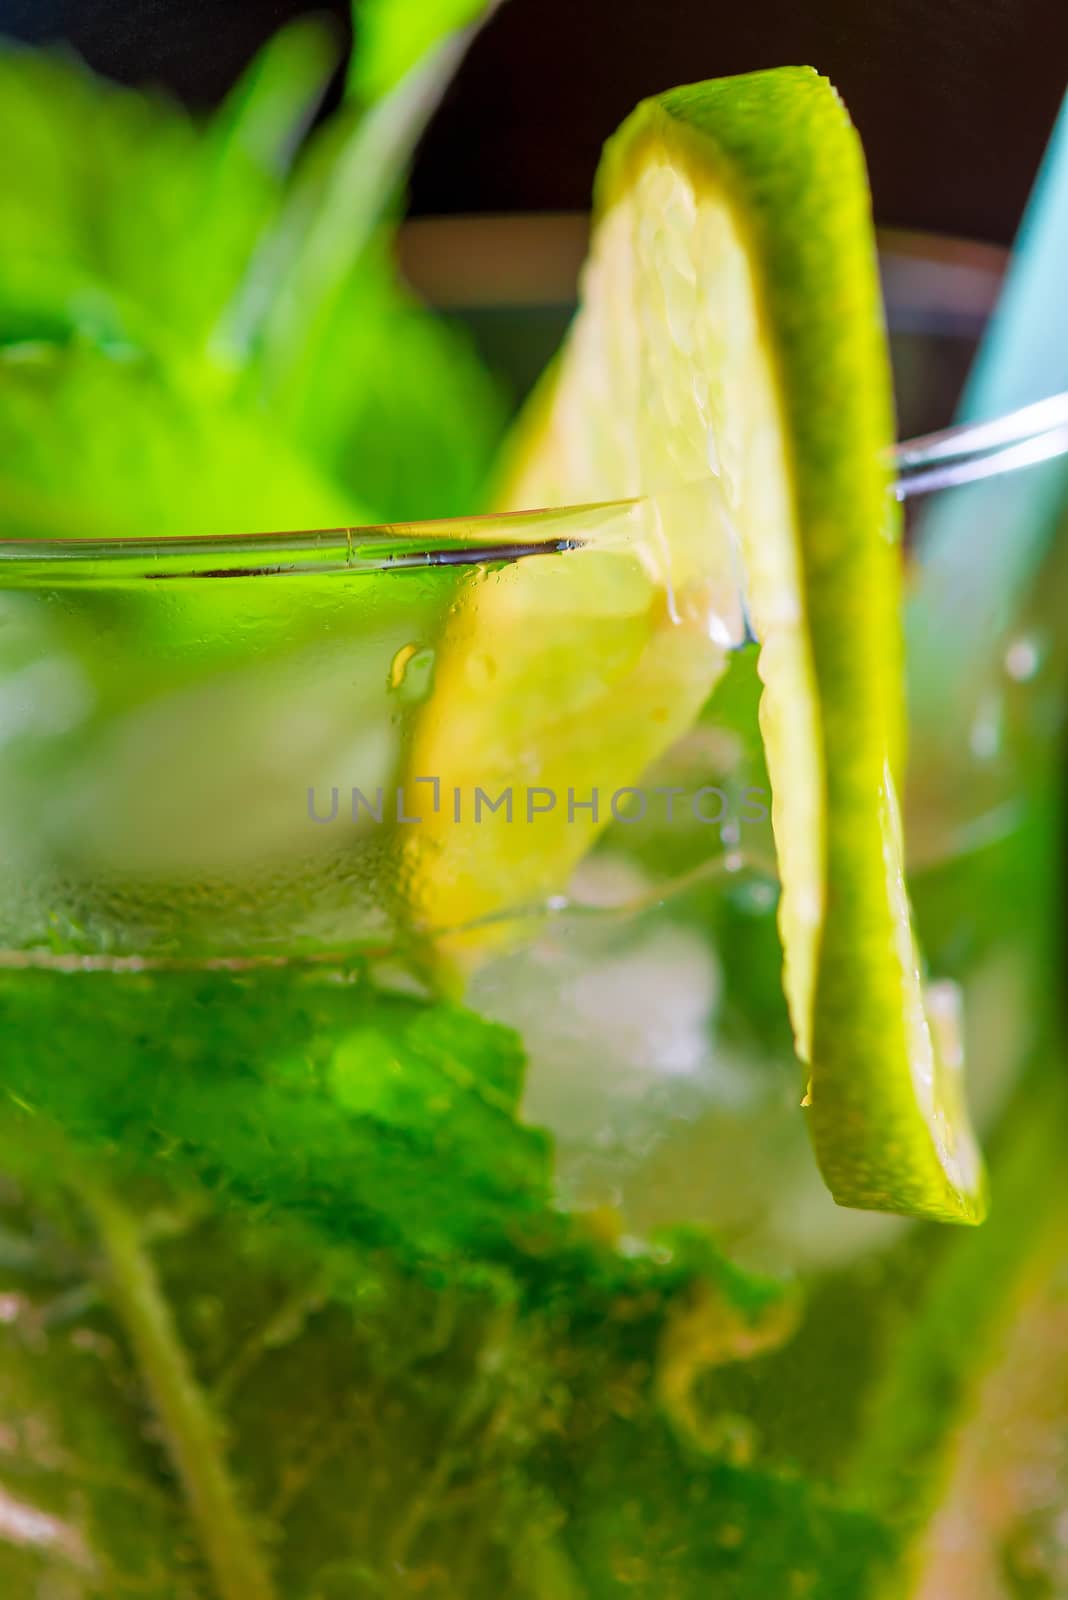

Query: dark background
2,0,1066,244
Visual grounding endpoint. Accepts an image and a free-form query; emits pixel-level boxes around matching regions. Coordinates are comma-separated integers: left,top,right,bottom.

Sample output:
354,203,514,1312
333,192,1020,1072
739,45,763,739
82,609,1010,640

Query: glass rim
5,422,1068,577
3,230,1064,575
0,500,635,581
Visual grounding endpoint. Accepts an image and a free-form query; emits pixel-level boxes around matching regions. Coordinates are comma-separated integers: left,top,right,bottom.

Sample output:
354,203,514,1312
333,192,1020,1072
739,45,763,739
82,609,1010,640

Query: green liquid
0,519,1062,1595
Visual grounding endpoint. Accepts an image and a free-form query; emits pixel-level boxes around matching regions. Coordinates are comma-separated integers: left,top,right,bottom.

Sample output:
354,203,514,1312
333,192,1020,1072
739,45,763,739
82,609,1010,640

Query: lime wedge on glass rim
404,66,986,1225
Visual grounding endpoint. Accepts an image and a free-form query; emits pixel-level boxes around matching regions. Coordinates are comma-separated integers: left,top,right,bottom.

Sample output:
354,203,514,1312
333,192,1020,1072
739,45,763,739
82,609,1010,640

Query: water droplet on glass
707,609,737,649
388,642,416,689
1004,634,1042,683
387,643,435,705
969,694,1003,761
0,655,94,747
736,878,777,914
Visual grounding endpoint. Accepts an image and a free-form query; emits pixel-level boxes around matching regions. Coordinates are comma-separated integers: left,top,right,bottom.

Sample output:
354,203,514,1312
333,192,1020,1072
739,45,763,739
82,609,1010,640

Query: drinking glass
0,236,1063,1596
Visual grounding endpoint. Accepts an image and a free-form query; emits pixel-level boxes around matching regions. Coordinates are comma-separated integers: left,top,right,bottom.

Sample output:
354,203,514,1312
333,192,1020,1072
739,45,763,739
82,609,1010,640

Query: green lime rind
601,70,984,1224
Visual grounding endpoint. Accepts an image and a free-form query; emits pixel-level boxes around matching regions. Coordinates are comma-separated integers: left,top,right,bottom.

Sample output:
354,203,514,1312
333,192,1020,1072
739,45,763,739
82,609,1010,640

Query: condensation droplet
707,609,737,649
388,642,416,689
736,879,777,914
1004,635,1041,683
969,695,1003,761
388,643,435,705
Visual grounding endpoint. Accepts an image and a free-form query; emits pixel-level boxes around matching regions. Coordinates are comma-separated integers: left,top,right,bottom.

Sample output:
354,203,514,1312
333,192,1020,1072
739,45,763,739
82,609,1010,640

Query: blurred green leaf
268,246,509,520
0,966,554,1273
0,961,851,1596
0,45,308,365
231,0,508,518
0,1254,201,1597
0,12,506,537
0,1140,844,1599
0,338,354,539
554,1417,893,1600
209,17,340,183
351,0,500,102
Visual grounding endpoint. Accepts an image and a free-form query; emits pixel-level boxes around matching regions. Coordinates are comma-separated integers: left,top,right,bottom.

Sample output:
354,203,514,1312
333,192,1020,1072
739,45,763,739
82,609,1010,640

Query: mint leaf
0,968,554,1273
268,247,509,520
236,1,508,519
0,338,354,540
0,1150,810,1598
0,44,318,366
350,0,500,103
555,1420,893,1599
209,18,340,183
0,967,822,1596
1,970,1061,1594
0,22,505,536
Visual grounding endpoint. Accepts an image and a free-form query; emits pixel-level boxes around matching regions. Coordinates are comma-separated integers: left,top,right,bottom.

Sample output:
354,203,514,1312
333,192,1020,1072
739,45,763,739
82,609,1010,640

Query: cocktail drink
0,16,1065,1600
1,410,1064,1599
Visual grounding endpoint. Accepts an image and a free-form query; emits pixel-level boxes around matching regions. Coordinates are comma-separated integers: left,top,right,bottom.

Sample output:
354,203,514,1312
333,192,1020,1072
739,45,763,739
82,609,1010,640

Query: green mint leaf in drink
0,6,505,536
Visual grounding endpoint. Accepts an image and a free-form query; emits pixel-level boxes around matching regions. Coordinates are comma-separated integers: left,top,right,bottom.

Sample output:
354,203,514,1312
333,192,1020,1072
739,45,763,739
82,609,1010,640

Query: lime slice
405,66,985,1224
